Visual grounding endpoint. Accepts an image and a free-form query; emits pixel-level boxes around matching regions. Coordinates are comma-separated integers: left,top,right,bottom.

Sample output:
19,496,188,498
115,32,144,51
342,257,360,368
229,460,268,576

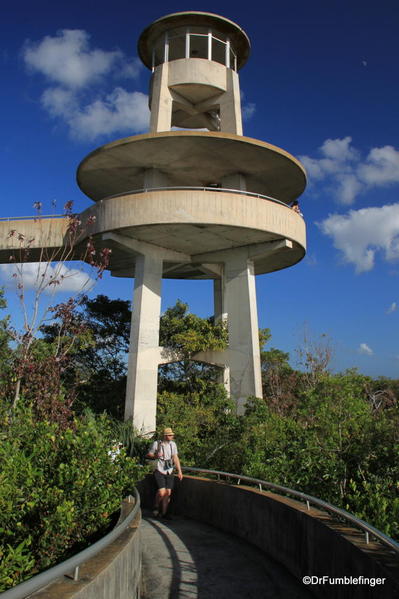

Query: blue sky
1,0,399,377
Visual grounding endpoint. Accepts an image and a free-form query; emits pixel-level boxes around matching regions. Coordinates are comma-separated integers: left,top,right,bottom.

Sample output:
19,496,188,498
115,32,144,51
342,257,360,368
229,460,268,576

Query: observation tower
76,11,307,431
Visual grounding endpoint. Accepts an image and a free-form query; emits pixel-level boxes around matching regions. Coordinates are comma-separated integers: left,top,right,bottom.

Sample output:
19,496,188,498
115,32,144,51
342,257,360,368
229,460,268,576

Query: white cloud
242,102,256,121
318,203,399,272
42,86,149,141
0,262,95,294
42,86,77,118
300,137,399,204
358,343,373,356
23,29,140,88
321,137,359,162
240,90,256,122
336,173,364,206
119,59,142,80
358,146,399,186
70,88,149,140
300,137,362,205
23,29,147,141
300,155,326,180
387,302,397,314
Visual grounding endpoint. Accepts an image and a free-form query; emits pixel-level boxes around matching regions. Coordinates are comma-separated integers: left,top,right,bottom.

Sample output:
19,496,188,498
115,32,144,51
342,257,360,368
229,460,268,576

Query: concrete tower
0,12,306,432
76,11,307,431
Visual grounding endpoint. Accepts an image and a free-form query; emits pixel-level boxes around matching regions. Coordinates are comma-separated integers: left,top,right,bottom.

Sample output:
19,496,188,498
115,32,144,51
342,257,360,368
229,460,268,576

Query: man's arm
146,442,158,459
173,453,183,480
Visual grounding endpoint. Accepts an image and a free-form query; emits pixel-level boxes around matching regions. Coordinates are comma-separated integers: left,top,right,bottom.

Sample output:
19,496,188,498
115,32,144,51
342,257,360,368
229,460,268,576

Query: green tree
41,294,132,418
154,301,236,470
157,386,241,471
239,373,399,539
158,300,228,396
6,203,111,409
42,297,228,417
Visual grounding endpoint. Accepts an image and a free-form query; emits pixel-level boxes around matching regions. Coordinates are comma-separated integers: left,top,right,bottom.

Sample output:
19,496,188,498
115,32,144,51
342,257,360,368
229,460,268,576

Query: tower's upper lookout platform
76,10,306,280
138,11,251,72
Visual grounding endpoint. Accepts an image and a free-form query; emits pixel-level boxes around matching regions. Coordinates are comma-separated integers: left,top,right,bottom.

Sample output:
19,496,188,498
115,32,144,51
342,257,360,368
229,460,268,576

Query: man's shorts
154,470,175,490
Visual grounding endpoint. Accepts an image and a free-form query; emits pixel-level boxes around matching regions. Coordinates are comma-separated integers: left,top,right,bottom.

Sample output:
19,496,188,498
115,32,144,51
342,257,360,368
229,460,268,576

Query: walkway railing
3,471,398,597
0,214,66,221
182,466,399,556
1,490,140,599
0,187,301,223
105,185,290,207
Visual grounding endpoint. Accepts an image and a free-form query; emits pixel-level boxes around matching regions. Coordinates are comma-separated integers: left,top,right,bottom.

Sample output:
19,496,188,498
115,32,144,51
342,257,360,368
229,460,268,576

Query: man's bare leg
160,489,172,515
153,488,165,515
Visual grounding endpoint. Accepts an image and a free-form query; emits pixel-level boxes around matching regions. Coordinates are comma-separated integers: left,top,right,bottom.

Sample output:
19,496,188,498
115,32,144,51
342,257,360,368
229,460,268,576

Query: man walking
147,427,183,519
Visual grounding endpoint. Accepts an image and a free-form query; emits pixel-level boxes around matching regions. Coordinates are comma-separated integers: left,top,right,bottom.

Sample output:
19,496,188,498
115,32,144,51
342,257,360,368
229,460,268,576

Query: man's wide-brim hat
163,427,174,435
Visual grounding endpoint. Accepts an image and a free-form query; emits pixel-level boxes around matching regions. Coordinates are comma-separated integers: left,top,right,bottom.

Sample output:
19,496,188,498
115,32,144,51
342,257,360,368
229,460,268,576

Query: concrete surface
149,59,243,133
141,513,313,599
76,190,306,277
124,240,266,430
147,475,399,599
124,250,163,428
29,501,141,599
222,254,263,409
76,131,306,203
0,217,68,259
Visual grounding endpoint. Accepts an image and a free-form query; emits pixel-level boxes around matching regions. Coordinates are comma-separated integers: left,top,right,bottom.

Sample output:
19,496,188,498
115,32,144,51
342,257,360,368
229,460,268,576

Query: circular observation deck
138,11,251,71
77,187,306,278
77,132,307,279
77,131,306,203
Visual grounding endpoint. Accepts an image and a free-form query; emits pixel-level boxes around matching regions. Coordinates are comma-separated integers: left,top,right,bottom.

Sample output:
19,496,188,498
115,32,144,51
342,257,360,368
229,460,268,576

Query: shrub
0,406,143,592
156,386,241,470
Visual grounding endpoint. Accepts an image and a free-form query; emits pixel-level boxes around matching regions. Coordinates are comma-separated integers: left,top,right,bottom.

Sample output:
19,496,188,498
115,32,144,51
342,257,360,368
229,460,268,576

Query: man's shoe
162,512,173,520
152,509,160,517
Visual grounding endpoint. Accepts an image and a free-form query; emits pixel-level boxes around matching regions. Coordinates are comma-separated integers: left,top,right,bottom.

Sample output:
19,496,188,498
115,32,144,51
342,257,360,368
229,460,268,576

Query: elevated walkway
141,513,312,598
4,472,399,599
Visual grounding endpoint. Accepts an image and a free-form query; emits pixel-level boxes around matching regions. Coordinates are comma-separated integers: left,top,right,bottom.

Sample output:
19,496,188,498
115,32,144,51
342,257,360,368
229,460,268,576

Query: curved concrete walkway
141,513,313,599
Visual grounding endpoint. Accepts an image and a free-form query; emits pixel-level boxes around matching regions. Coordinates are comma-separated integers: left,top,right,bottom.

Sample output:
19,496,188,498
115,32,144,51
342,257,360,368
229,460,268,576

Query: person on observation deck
290,200,303,216
147,427,183,519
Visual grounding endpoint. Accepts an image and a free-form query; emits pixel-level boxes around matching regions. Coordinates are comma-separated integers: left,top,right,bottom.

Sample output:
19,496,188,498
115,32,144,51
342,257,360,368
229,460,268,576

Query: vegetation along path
140,514,313,599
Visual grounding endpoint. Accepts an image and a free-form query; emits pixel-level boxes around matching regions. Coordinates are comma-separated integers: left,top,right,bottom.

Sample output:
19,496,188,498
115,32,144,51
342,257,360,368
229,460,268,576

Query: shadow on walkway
141,512,313,599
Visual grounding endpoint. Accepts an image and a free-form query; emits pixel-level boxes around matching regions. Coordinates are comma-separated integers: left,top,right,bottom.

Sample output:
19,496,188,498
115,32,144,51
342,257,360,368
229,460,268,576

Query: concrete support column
144,167,169,190
213,278,224,323
222,255,262,412
213,277,230,394
149,63,173,132
125,252,163,432
221,173,247,191
219,69,243,135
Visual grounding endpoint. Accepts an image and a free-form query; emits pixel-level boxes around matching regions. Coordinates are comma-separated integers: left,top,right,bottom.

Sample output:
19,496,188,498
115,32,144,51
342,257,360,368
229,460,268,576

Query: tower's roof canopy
138,11,251,70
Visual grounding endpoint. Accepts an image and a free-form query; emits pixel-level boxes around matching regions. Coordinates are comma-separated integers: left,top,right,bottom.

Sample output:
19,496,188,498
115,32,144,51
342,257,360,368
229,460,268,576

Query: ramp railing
182,466,399,556
1,490,140,599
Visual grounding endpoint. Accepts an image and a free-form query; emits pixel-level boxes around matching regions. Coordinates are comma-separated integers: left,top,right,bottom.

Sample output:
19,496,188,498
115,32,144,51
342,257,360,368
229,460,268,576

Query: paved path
140,513,313,599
